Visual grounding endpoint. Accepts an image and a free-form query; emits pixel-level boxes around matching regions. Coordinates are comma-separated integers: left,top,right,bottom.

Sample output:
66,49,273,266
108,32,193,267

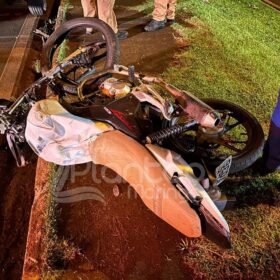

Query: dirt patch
116,7,189,74
54,164,194,279
263,0,280,10
119,24,189,74
65,0,189,75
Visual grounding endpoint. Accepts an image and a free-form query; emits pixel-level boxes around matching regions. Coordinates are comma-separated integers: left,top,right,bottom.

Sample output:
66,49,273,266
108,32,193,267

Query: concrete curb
22,159,52,279
21,2,68,279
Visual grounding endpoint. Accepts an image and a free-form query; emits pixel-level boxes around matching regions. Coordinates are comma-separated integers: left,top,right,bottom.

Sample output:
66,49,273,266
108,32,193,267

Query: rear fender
90,130,201,238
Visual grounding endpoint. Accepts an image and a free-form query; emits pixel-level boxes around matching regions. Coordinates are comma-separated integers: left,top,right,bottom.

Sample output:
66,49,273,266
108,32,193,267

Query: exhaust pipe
163,83,221,128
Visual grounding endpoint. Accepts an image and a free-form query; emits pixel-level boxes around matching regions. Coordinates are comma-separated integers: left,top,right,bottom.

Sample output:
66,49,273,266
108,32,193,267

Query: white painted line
0,35,32,39
0,36,17,39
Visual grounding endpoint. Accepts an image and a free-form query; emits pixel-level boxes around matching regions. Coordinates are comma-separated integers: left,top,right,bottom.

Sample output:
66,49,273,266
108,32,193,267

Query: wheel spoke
215,138,243,152
225,114,231,127
228,139,247,144
224,120,242,132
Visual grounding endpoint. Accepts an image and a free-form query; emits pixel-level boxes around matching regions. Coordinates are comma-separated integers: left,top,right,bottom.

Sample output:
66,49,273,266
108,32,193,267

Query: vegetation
57,0,73,64
183,204,280,279
57,39,70,64
32,59,41,74
61,0,74,21
42,164,79,279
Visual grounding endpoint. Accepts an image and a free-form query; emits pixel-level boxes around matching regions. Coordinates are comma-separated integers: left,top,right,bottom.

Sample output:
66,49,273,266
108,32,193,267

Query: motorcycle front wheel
165,99,265,174
42,17,119,71
41,17,119,96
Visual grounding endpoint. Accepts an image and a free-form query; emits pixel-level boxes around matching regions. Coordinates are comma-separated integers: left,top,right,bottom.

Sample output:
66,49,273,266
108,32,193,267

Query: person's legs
97,0,118,33
266,90,280,171
97,0,127,39
266,122,280,171
166,0,177,25
166,0,176,22
81,0,97,17
81,0,97,33
152,0,169,21
145,0,175,32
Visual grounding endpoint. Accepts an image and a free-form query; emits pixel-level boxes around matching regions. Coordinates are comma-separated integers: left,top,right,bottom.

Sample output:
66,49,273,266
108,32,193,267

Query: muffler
163,83,221,128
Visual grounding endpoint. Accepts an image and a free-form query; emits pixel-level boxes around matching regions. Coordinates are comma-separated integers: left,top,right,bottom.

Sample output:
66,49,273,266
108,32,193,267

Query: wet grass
135,0,280,278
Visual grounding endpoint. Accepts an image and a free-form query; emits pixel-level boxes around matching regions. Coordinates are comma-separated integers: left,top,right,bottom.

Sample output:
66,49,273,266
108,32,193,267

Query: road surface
0,1,29,79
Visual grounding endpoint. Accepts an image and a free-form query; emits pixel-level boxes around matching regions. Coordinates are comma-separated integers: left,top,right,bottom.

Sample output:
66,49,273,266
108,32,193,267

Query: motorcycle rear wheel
166,99,265,174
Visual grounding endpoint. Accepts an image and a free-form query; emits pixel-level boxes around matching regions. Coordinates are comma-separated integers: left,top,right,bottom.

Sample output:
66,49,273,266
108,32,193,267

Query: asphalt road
0,3,29,79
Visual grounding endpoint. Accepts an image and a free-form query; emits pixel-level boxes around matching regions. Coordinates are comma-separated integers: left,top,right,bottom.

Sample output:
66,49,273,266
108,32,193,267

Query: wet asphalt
0,1,29,79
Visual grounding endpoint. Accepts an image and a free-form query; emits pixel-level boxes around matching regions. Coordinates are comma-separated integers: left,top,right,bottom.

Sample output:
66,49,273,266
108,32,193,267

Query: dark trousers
266,90,280,170
266,121,280,170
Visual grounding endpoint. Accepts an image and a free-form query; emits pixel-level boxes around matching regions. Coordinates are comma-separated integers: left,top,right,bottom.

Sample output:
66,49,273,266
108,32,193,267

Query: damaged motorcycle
0,18,265,249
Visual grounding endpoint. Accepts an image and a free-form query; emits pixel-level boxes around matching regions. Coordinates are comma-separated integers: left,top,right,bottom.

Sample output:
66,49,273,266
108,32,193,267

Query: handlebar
1,44,101,138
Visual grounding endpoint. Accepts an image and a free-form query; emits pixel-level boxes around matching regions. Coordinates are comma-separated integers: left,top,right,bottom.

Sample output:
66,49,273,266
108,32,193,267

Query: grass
61,1,74,21
56,0,73,64
42,13,80,280
57,39,70,64
134,0,280,278
42,1,80,277
42,164,79,279
32,59,41,74
136,0,280,130
183,204,280,279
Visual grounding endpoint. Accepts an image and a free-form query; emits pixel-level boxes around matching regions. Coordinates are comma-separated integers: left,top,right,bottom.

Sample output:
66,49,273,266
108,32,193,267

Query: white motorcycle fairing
146,144,231,249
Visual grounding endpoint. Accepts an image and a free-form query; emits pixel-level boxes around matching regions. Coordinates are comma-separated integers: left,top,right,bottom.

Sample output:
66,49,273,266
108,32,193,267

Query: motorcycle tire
166,99,265,174
27,0,47,16
41,17,119,72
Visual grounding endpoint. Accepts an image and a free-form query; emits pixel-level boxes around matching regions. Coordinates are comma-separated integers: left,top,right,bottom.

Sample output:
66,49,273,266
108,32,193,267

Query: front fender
90,130,201,238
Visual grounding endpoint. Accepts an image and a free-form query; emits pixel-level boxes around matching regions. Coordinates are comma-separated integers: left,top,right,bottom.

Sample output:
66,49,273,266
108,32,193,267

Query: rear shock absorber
145,120,198,144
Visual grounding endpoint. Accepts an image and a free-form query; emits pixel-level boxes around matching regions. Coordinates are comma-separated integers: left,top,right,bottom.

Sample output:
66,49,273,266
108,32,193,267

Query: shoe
116,30,128,40
166,18,175,25
144,19,166,32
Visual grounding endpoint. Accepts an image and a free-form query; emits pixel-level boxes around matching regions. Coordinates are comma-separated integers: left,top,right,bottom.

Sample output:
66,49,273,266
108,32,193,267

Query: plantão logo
50,165,106,204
